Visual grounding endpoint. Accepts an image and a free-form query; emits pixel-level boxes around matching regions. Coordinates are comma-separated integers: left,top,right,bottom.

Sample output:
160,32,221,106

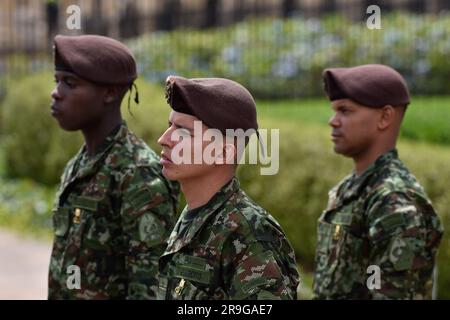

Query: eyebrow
168,120,194,132
332,104,352,110
54,73,80,81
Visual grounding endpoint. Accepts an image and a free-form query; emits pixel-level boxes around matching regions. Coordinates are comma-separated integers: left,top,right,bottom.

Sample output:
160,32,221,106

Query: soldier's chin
54,119,79,132
333,144,347,156
162,167,178,181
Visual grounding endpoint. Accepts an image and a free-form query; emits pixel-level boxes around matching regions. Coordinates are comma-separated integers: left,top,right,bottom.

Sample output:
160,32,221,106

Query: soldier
313,64,443,299
156,76,300,300
48,35,179,299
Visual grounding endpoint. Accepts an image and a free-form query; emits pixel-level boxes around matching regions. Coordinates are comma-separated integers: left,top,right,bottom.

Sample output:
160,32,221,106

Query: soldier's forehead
331,99,359,107
54,70,78,78
169,110,200,123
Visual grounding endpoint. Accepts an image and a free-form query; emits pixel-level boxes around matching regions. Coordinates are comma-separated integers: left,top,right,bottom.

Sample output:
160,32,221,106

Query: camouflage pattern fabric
48,122,179,299
157,177,300,300
313,149,443,299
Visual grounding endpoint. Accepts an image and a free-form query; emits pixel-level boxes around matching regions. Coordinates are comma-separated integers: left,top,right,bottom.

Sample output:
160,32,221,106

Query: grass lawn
257,96,450,145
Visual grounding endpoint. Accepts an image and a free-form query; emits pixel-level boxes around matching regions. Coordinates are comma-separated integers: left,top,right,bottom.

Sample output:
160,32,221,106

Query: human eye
339,106,350,115
65,78,76,88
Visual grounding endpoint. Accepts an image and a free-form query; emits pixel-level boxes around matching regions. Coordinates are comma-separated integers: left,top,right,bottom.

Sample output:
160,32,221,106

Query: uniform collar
75,122,128,177
61,121,128,191
334,148,399,204
163,177,240,255
359,148,399,177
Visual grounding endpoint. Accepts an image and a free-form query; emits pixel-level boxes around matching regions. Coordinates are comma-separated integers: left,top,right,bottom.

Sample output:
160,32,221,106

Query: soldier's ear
103,86,116,104
103,85,124,105
378,105,395,130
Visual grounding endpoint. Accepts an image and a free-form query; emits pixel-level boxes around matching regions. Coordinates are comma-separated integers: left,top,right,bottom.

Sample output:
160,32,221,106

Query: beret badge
165,77,174,107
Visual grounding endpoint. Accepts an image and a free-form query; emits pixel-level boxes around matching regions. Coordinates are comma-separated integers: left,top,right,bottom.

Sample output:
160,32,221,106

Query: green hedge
0,72,170,185
1,72,83,185
0,177,55,240
1,73,449,297
238,120,450,298
129,13,450,98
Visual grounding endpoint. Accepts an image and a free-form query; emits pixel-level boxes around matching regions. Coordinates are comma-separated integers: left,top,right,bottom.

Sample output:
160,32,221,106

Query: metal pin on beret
323,64,410,108
53,34,137,86
164,76,259,134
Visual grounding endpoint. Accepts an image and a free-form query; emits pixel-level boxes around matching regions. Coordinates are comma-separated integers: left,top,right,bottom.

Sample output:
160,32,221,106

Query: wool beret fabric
165,76,258,134
323,64,410,108
54,34,137,85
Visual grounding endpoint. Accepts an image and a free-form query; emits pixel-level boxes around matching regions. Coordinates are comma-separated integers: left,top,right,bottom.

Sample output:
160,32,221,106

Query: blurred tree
364,0,392,12
203,0,221,28
320,0,337,13
442,0,450,10
233,0,246,22
282,0,296,18
45,0,58,46
85,0,108,35
119,1,139,38
157,0,181,31
409,0,426,13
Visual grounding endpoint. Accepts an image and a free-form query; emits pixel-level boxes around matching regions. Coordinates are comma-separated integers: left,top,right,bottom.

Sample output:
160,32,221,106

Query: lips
331,132,343,141
160,152,173,165
50,104,61,116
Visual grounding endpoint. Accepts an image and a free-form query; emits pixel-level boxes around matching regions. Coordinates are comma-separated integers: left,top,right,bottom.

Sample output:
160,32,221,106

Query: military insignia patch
389,237,414,271
165,76,174,106
139,213,165,246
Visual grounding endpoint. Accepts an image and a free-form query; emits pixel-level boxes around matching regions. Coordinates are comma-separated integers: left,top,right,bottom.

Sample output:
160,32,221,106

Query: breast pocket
315,219,345,288
62,209,93,265
50,206,71,276
169,278,211,300
53,207,70,237
50,203,96,282
166,254,214,300
63,196,109,268
314,210,365,296
51,204,93,260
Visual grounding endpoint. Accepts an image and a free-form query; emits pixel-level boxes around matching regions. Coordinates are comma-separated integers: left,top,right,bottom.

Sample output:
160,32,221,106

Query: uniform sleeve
120,166,178,299
222,221,299,300
366,191,439,299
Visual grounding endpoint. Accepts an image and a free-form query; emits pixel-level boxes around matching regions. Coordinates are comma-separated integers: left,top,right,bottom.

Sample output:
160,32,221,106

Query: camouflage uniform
48,122,179,299
313,149,443,299
157,177,300,300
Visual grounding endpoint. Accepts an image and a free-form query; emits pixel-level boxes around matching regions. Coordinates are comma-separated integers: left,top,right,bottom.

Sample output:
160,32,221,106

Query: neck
82,110,122,156
181,170,235,210
353,142,396,176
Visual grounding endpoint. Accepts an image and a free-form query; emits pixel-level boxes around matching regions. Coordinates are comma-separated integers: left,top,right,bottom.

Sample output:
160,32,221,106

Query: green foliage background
0,73,449,298
129,13,450,98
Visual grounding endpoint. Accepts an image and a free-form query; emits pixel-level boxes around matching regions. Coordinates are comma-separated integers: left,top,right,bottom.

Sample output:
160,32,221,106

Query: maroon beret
53,35,137,85
323,64,410,108
164,76,258,134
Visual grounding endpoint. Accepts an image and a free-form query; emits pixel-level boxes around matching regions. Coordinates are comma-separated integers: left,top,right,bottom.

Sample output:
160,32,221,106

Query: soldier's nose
158,128,173,148
328,114,340,128
51,87,62,100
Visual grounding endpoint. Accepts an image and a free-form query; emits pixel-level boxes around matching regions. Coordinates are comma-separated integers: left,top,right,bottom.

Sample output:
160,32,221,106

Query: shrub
1,72,83,185
0,72,171,184
129,13,450,98
239,119,450,298
0,176,55,239
1,74,449,297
